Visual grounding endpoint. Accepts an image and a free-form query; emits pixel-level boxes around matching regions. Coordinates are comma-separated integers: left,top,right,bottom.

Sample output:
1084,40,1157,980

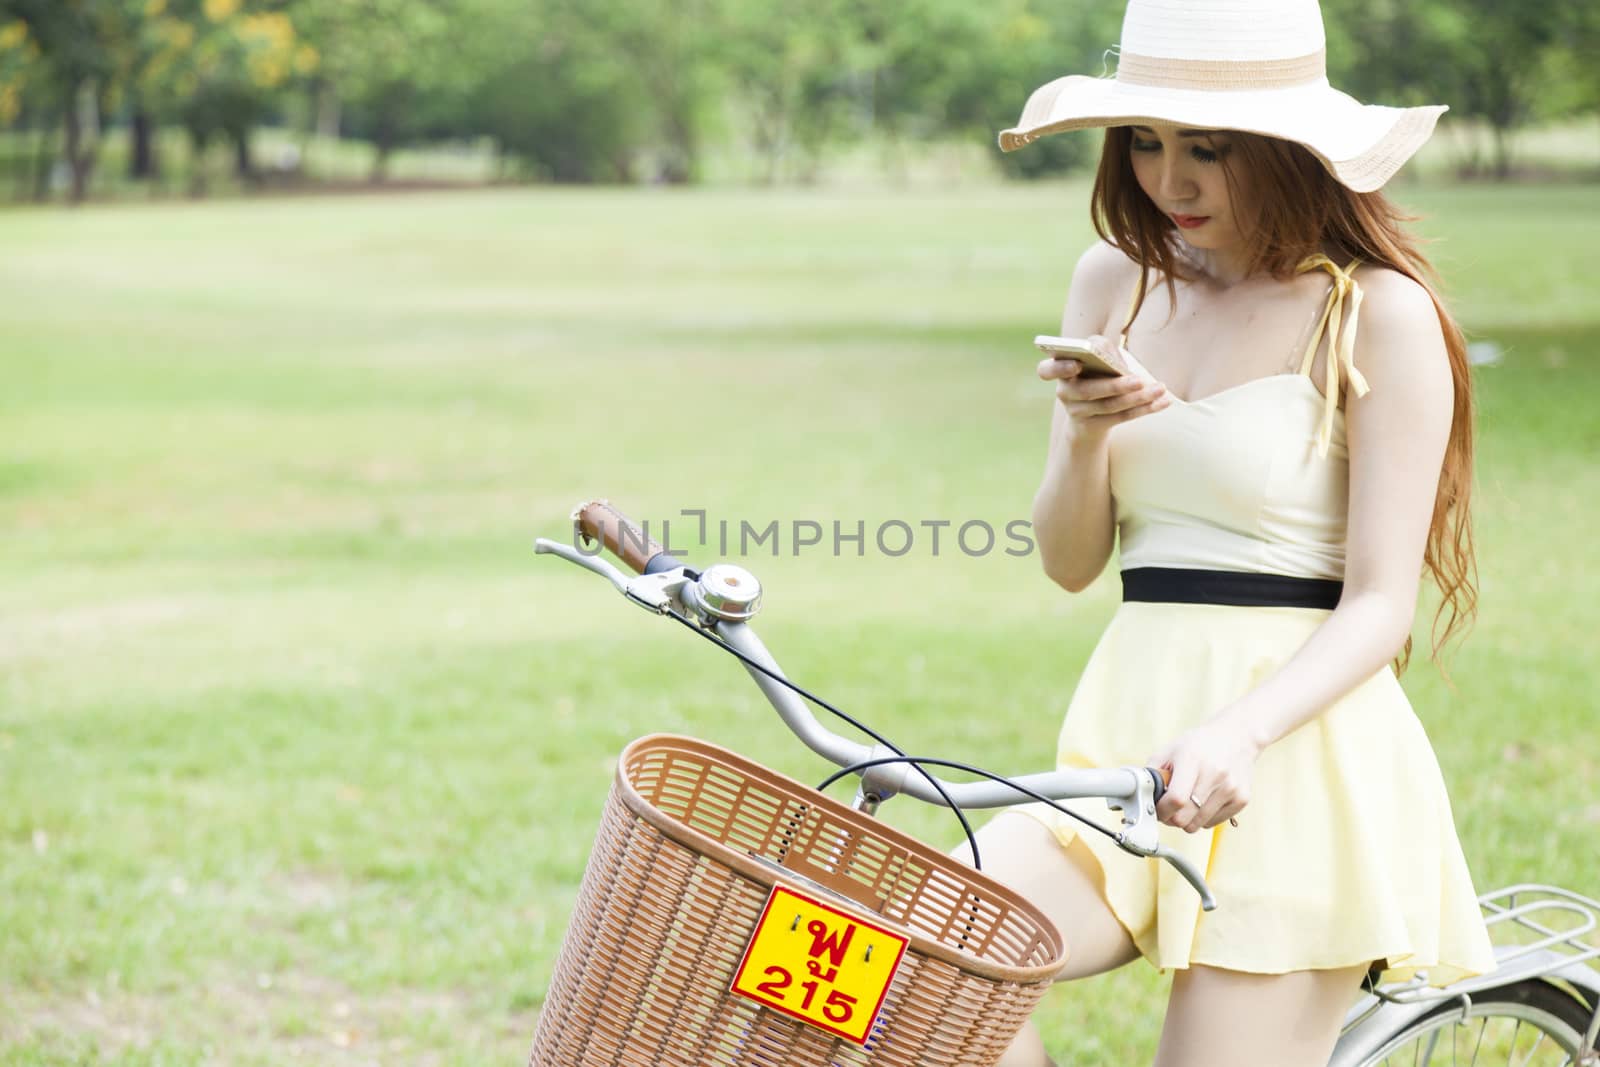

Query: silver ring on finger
1190,793,1207,807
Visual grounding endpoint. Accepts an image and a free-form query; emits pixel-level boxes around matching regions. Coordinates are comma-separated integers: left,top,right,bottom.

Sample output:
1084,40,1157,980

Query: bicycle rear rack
1369,883,1600,1006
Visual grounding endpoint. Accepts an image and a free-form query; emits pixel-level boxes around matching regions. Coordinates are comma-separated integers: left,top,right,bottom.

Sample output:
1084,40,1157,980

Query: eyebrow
1129,126,1218,138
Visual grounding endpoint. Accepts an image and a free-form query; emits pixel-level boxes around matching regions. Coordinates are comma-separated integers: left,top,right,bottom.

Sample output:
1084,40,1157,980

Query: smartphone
1033,335,1130,378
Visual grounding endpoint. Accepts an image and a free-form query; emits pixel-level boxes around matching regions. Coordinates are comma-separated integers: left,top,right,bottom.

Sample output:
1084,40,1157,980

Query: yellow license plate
730,884,910,1046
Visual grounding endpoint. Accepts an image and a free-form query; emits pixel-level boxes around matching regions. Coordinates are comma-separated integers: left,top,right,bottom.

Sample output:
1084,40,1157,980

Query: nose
1158,155,1197,205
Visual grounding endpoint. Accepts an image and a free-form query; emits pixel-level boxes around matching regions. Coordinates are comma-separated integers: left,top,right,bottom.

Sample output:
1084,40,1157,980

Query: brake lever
1154,846,1218,911
534,537,693,614
1107,767,1217,911
535,537,630,590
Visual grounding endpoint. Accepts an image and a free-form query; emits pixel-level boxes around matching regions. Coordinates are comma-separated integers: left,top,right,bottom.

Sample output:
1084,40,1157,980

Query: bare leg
953,812,1143,1067
1151,963,1369,1067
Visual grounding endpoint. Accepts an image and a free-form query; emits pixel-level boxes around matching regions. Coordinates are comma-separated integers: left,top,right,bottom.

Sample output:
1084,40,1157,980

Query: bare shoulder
1354,265,1439,329
1348,265,1453,412
1074,239,1141,294
1061,240,1140,336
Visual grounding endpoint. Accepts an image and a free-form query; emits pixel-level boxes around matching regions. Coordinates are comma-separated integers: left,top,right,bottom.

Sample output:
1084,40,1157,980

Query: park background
2,0,1598,1063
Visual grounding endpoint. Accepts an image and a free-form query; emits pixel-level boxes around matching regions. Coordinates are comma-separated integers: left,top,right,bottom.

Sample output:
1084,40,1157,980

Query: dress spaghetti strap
1118,270,1148,352
1295,254,1371,458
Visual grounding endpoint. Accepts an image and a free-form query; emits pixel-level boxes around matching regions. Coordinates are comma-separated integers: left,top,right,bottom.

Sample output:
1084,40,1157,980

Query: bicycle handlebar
537,500,1216,911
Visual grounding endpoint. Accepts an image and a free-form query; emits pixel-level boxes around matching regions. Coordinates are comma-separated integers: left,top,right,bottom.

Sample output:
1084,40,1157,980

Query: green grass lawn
2,180,1598,1064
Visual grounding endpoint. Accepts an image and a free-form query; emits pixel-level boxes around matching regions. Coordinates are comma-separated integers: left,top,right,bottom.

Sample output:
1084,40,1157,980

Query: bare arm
1033,243,1170,592
1154,269,1456,830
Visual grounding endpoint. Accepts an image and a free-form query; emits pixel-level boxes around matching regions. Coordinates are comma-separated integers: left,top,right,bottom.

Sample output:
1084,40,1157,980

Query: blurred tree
110,0,184,181
984,0,1122,179
1324,0,1563,178
854,0,992,144
1322,0,1467,108
1543,0,1600,152
0,0,134,201
164,0,313,190
576,0,726,183
0,16,55,199
1436,0,1564,178
291,0,463,183
0,17,36,127
466,0,645,182
715,0,859,183
2,0,1593,196
0,0,311,198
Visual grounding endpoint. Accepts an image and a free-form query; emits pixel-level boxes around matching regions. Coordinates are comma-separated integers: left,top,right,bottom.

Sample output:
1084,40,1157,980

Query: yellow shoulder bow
1297,254,1371,459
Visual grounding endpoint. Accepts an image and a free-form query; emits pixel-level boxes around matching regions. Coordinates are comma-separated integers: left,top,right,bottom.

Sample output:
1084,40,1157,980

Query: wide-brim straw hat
999,0,1446,193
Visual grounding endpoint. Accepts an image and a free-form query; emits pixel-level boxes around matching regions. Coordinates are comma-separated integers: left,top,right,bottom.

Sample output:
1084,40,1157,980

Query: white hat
998,0,1446,192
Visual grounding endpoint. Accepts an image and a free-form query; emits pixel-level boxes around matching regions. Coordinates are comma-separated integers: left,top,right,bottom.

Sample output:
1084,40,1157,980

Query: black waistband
1121,567,1343,609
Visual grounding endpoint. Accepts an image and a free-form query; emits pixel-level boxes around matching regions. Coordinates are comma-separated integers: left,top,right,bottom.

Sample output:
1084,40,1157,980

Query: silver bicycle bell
692,563,762,622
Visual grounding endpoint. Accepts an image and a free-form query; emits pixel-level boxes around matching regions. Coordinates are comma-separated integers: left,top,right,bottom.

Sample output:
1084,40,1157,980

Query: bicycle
530,500,1600,1066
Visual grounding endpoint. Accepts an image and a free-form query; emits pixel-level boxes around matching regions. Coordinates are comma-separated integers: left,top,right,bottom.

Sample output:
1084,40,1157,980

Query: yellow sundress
1012,256,1497,988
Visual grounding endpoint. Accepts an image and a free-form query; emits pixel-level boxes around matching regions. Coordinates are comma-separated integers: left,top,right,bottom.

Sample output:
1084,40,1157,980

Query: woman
964,1,1498,1064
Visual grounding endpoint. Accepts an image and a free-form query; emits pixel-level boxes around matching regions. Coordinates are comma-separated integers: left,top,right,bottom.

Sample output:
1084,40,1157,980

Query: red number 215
753,967,858,1025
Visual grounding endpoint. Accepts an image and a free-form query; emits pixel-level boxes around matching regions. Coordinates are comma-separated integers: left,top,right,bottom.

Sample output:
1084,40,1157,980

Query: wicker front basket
529,734,1066,1066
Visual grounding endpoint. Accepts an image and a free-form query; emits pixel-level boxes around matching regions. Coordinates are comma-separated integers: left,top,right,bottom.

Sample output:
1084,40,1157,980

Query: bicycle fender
1327,949,1600,1067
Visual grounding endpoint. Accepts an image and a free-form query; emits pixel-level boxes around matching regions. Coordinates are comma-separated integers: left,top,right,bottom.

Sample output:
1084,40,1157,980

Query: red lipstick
1172,214,1211,229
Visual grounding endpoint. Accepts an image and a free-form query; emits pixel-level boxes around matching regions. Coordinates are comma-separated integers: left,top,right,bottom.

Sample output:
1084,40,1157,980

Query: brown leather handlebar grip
1152,763,1173,805
573,500,673,575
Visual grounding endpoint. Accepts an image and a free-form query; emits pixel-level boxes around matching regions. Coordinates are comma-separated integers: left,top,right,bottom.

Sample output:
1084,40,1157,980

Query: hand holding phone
1033,335,1131,378
1035,333,1171,435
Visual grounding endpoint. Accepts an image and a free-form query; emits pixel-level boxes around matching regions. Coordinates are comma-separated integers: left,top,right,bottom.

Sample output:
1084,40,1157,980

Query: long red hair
1090,126,1476,680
